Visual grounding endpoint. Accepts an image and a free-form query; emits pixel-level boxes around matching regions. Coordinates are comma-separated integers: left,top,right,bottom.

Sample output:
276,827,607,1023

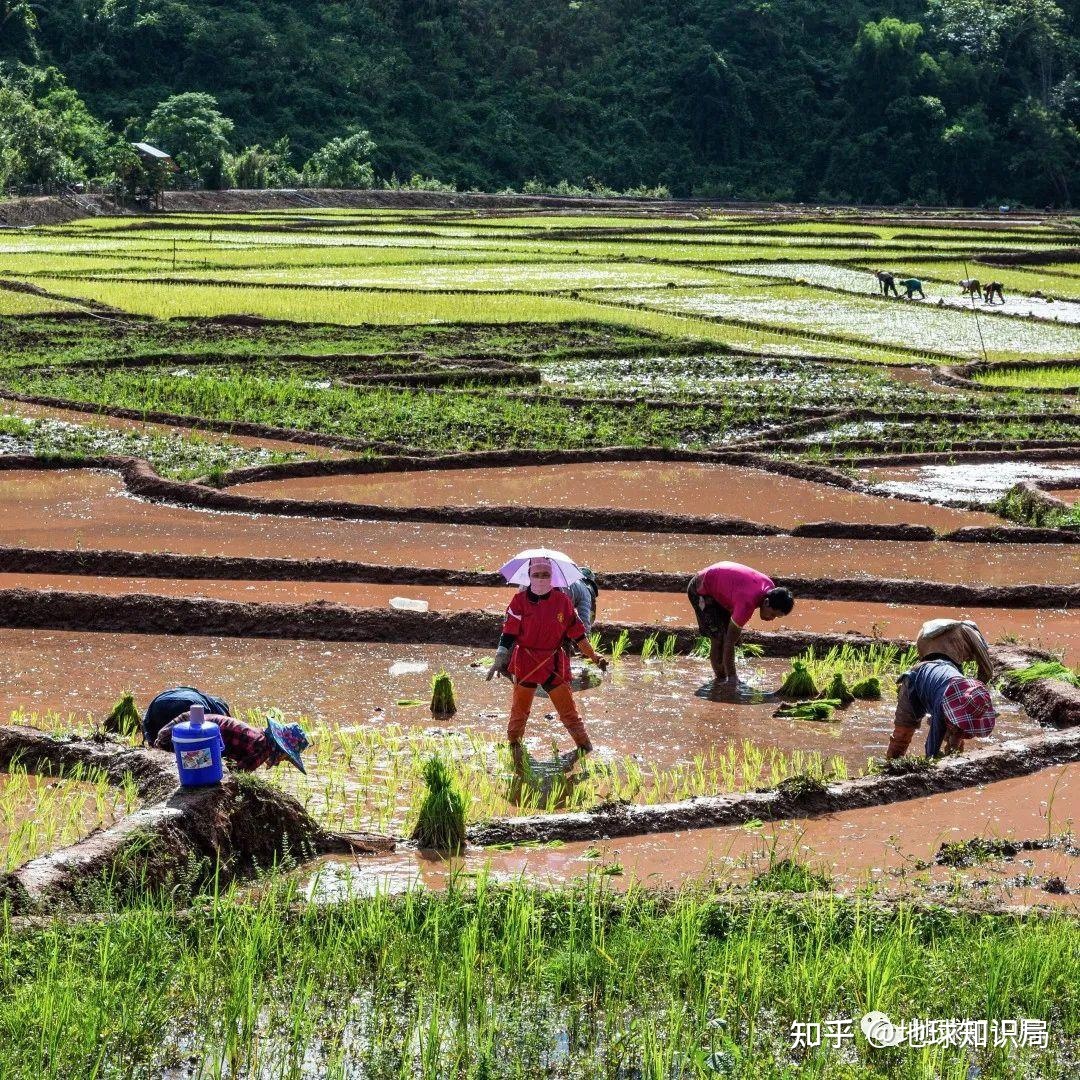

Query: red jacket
501,589,587,687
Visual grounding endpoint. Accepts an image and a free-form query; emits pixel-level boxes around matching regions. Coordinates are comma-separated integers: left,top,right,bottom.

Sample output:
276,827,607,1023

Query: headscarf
528,557,554,596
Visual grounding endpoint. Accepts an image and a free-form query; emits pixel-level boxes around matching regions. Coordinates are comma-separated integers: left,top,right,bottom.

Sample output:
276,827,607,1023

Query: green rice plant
825,672,854,706
777,659,818,699
851,675,882,700
691,635,711,658
659,634,678,661
429,671,457,716
774,699,843,721
609,629,631,662
735,642,765,658
1005,660,1080,688
410,755,467,852
640,632,660,660
103,691,142,737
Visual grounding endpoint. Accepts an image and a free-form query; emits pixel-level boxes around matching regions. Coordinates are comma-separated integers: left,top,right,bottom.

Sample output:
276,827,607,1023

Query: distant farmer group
140,558,996,782
874,270,1006,304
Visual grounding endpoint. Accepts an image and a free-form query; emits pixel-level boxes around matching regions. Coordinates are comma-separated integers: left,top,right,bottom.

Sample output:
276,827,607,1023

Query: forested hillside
3,0,1079,204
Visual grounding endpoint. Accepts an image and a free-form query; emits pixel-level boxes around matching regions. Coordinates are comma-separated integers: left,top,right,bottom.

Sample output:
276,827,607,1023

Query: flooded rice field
1,572,1074,655
303,764,1080,909
0,768,138,870
725,261,1080,324
0,630,1038,777
1,469,1073,585
603,286,1080,359
232,461,999,530
865,460,1080,505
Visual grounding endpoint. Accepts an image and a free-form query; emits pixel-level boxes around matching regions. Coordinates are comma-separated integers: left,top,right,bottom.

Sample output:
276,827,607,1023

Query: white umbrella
497,548,582,588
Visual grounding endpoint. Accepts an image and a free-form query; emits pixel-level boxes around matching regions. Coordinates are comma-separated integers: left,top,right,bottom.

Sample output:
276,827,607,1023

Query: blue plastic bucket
171,710,224,787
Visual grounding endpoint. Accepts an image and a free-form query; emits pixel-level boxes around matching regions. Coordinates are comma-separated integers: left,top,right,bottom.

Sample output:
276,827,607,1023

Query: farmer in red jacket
487,557,608,759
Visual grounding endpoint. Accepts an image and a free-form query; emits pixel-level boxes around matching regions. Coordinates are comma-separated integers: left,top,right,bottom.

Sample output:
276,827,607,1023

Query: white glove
486,646,510,681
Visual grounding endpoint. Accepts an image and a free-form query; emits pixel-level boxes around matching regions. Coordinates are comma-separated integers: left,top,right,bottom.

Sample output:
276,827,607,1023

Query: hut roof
131,142,173,161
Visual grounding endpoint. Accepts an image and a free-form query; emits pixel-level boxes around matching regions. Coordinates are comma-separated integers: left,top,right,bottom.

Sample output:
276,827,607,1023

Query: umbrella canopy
498,548,582,588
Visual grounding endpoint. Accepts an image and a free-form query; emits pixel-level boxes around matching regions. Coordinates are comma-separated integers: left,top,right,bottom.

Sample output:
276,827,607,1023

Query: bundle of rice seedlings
104,691,141,736
774,699,843,721
778,660,818,699
825,672,854,705
1006,661,1080,688
411,755,466,852
851,675,882,699
430,670,457,716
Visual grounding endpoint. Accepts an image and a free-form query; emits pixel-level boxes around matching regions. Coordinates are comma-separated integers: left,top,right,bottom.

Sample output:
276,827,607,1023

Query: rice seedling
103,691,142,736
430,671,457,716
824,672,855,706
609,630,631,663
773,700,843,722
410,755,467,852
640,632,660,661
777,659,819,699
1,762,140,871
851,675,882,700
1005,660,1080,688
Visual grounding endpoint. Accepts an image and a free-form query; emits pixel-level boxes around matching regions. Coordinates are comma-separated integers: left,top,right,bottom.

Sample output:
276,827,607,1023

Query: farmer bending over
984,281,1005,304
688,561,794,686
154,711,310,773
142,685,231,746
958,278,981,300
899,278,925,299
916,617,993,682
874,270,899,297
886,657,997,760
488,557,608,758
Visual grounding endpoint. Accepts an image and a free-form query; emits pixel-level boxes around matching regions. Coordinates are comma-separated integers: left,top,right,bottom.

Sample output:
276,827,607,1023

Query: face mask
529,561,553,596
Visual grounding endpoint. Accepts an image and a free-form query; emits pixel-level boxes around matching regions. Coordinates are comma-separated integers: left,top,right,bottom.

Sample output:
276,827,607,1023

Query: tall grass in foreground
0,876,1075,1078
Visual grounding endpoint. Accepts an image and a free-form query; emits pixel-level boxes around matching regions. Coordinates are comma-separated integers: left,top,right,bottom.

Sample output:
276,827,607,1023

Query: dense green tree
301,130,375,188
2,1,1078,205
143,91,234,188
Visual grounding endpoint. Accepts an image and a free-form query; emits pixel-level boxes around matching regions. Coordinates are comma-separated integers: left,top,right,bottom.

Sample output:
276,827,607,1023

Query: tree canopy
1,0,1078,204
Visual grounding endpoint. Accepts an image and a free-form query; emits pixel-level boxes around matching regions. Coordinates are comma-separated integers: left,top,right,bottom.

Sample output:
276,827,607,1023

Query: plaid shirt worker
154,714,274,772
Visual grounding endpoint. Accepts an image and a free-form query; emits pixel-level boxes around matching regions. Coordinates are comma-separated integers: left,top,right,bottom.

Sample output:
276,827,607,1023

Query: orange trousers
507,681,591,749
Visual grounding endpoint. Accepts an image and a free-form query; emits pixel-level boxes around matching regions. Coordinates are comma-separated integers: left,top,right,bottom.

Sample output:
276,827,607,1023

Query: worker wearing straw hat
488,554,608,760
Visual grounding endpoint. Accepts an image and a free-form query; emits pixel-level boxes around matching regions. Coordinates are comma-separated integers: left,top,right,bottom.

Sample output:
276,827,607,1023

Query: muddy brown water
232,461,999,530
303,764,1080,909
0,572,1075,657
1,469,1071,586
0,631,1038,775
1053,488,1080,505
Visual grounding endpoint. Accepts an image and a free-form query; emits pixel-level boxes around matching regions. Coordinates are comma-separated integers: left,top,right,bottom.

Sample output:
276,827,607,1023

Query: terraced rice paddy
1,201,1077,1078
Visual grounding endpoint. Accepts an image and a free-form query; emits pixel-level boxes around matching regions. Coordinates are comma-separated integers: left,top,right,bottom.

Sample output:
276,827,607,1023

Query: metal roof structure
131,142,173,160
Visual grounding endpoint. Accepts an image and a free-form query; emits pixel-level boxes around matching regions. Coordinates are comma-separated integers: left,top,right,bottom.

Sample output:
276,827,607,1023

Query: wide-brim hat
265,715,309,773
941,679,997,738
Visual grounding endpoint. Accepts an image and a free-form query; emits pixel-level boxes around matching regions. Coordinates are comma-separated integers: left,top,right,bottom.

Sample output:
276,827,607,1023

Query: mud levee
0,547,1074,610
0,726,393,914
468,728,1080,848
0,587,909,656
6,455,1080,543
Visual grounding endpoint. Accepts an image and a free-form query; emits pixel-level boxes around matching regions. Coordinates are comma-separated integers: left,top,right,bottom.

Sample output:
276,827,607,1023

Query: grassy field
0,879,1076,1079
